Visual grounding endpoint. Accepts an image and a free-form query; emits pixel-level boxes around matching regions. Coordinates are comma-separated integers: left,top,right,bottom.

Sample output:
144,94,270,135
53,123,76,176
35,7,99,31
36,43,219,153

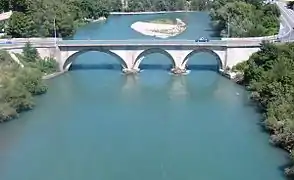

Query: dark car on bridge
195,37,209,42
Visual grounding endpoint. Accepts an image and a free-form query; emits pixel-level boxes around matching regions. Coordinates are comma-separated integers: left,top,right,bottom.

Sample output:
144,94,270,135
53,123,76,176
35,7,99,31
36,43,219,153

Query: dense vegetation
210,0,280,37
0,0,111,38
233,42,294,177
0,0,280,38
0,0,199,38
124,0,211,12
0,43,58,122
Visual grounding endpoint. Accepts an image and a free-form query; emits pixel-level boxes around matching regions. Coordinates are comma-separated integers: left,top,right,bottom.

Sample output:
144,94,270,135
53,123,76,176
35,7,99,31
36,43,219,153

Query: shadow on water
69,64,122,71
69,63,219,71
204,28,220,38
140,64,219,71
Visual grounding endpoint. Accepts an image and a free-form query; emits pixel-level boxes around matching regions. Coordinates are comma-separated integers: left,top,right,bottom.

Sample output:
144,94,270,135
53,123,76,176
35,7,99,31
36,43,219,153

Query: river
0,12,289,180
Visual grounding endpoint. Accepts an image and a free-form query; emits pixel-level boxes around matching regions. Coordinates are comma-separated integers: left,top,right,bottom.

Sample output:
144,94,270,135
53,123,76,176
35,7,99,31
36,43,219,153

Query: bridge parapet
0,37,62,43
221,35,278,41
56,40,263,48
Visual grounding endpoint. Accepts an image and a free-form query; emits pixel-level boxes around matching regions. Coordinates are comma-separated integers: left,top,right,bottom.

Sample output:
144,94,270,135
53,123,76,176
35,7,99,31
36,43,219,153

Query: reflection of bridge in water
121,73,220,100
122,75,139,90
168,73,220,100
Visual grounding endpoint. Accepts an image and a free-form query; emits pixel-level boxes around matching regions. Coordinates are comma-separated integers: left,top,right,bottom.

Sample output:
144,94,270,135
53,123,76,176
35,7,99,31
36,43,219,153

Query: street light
227,15,230,38
54,16,57,46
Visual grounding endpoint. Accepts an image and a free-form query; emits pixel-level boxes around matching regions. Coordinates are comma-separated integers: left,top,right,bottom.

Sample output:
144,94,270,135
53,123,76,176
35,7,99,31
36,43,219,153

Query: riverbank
131,18,186,38
223,42,294,177
42,71,65,80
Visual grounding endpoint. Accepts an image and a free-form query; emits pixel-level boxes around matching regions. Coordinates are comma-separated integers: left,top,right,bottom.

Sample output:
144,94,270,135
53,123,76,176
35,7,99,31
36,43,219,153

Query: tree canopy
210,0,280,37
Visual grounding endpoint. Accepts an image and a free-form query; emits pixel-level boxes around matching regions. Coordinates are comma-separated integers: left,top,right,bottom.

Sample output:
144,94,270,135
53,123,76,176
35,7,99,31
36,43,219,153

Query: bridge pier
122,68,140,74
170,67,187,74
168,50,192,75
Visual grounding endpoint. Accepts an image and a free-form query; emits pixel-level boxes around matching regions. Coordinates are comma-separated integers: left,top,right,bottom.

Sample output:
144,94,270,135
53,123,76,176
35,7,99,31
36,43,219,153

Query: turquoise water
0,12,288,180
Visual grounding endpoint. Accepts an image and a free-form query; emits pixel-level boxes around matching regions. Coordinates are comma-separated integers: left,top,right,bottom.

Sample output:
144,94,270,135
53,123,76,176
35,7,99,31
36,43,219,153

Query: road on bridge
0,38,265,48
57,39,264,47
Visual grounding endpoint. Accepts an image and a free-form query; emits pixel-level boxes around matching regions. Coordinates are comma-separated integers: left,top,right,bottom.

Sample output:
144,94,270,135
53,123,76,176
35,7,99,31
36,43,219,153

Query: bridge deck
0,39,274,49
57,40,264,47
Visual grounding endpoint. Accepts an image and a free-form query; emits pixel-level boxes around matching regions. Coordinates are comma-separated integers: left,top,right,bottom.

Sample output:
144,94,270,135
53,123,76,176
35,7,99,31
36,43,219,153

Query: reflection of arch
168,73,220,99
133,48,176,69
181,48,223,70
122,75,139,90
63,48,128,71
168,75,189,100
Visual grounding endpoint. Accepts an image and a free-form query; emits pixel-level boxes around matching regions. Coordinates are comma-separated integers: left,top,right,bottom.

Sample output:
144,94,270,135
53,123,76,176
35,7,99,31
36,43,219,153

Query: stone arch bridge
1,39,262,73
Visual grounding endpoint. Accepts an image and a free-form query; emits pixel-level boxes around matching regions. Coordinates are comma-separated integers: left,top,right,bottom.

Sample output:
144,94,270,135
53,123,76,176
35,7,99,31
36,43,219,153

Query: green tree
6,12,36,37
10,0,29,12
0,0,10,12
22,42,39,63
15,67,48,95
190,0,209,11
1,79,34,112
210,0,279,37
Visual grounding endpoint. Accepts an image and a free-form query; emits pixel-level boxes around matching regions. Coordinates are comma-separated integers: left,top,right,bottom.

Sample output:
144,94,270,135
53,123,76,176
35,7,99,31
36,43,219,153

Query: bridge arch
62,48,128,71
133,48,176,70
181,48,223,70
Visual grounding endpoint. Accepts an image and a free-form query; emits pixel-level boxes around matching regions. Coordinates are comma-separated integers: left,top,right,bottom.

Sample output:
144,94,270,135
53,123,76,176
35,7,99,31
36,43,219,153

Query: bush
0,103,18,122
15,67,48,95
232,61,248,72
1,79,35,112
36,57,59,74
18,43,59,74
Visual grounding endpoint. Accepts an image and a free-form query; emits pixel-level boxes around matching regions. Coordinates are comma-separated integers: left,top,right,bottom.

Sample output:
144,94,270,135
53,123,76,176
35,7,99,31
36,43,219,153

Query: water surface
0,12,288,180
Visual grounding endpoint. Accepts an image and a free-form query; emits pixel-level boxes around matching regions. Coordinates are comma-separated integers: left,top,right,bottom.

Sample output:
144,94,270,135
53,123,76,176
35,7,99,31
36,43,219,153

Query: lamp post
227,15,230,38
54,16,57,46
